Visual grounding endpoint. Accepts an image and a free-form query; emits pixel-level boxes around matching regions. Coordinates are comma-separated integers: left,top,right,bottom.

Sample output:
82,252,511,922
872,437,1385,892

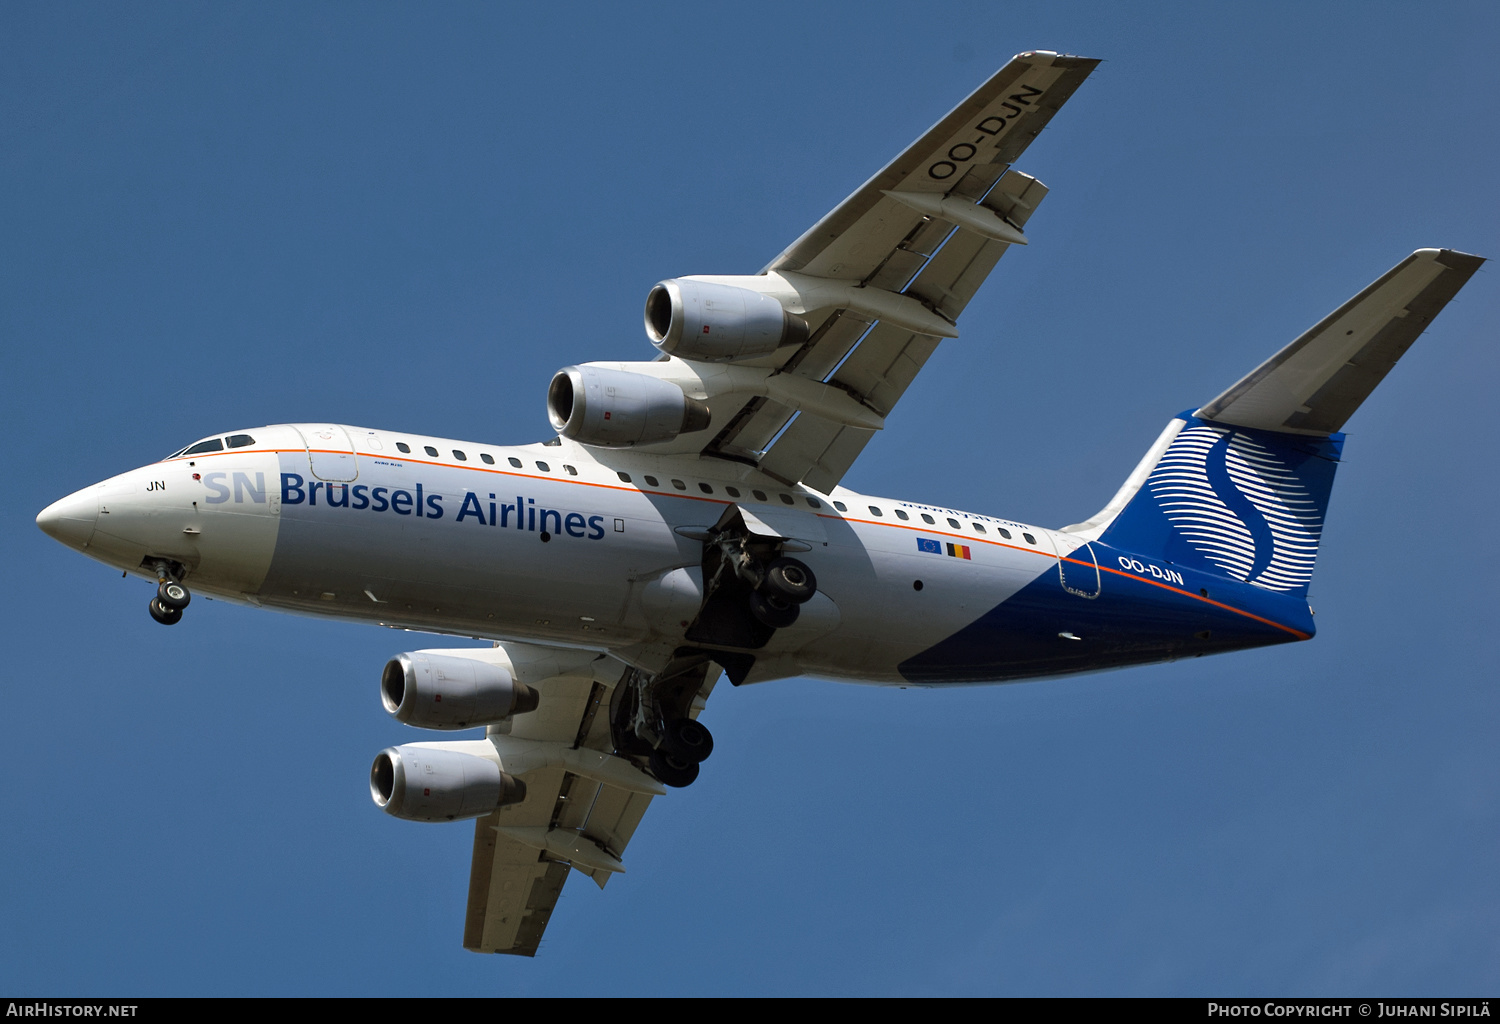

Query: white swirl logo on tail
1146,426,1323,591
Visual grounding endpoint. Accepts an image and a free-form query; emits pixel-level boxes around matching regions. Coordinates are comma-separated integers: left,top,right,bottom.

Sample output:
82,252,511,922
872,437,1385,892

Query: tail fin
1066,248,1484,596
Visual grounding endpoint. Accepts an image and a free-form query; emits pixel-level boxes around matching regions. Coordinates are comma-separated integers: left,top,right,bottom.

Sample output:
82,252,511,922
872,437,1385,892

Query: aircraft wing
462,660,719,955
700,50,1099,492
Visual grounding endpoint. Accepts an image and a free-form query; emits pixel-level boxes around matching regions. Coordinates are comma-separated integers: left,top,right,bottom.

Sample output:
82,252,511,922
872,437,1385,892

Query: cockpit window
225,434,255,449
183,438,224,456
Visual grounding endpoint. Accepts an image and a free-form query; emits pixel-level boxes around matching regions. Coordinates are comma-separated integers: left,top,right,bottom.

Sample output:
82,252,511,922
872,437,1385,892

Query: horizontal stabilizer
1198,249,1484,435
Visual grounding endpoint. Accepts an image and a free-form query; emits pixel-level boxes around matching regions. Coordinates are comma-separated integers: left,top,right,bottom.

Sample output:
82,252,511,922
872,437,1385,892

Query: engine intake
381,651,539,730
548,364,710,447
645,279,808,362
370,743,526,822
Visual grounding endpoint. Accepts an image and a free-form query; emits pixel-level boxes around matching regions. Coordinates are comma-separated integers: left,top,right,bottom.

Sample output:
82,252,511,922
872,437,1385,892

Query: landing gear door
292,424,359,482
734,505,828,549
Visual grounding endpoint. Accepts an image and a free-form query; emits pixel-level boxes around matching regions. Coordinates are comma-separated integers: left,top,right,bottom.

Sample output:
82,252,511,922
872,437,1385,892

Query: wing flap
464,804,571,956
461,658,721,955
461,668,624,956
753,171,1053,491
700,55,1093,488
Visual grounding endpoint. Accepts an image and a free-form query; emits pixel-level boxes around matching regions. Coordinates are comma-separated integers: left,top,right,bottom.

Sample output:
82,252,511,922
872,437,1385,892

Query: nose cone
36,487,99,550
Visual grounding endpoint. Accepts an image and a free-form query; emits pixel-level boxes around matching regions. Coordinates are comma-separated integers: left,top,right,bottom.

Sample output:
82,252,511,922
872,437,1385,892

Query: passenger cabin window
833,501,848,512
480,454,494,465
536,462,550,472
1023,533,1037,545
617,472,632,483
508,457,522,468
752,490,768,501
806,498,821,509
698,483,713,494
644,476,659,487
453,450,467,461
894,509,909,521
671,479,686,490
396,442,411,453
565,465,577,476
920,514,935,525
868,506,884,517
973,523,986,533
225,434,255,449
725,486,741,498
780,493,794,505
184,438,223,456
424,446,438,457
998,528,1012,539
947,518,961,529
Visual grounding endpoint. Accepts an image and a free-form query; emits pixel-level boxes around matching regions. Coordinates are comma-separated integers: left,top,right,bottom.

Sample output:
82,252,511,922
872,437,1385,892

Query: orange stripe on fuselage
169,445,1309,639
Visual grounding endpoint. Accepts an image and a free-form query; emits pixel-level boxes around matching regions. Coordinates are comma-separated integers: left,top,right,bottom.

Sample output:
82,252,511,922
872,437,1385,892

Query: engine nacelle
369,743,527,823
381,650,540,730
547,364,710,447
645,278,808,362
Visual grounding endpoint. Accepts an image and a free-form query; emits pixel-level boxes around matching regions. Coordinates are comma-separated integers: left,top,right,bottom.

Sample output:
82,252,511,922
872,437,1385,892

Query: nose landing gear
148,565,191,626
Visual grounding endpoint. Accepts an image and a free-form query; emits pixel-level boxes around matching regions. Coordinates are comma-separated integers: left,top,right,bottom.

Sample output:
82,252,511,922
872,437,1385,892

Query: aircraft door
293,424,359,482
1049,533,1101,599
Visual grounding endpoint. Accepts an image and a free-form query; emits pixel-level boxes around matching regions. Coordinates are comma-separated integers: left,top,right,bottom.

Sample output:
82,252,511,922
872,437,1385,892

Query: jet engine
645,278,808,361
547,364,710,447
381,650,540,730
369,742,526,822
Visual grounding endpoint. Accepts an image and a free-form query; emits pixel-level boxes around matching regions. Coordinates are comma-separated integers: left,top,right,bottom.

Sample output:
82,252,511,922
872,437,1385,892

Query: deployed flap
462,653,720,955
1199,249,1485,435
462,662,637,955
699,53,1098,489
737,504,829,545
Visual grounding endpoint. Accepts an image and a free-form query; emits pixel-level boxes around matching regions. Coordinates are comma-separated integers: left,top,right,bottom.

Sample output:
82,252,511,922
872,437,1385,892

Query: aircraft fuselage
40,422,1312,687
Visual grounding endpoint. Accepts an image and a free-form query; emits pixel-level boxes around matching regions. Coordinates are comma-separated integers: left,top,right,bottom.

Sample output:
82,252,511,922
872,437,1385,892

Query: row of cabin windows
168,432,1025,544
830,500,1035,544
612,472,822,509
173,433,1023,542
390,442,578,476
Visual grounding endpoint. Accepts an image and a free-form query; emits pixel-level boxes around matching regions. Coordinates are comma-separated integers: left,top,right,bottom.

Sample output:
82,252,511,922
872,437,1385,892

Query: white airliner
35,51,1483,956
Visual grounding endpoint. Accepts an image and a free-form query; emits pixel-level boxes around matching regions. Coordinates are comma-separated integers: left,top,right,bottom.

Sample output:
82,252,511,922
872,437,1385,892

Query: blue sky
4,1,1498,995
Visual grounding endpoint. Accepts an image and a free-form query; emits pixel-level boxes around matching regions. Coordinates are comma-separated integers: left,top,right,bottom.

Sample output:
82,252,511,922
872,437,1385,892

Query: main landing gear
611,659,718,789
148,565,191,626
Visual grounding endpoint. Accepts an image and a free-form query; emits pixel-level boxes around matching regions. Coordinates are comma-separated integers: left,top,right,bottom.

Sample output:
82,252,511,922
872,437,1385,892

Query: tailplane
1066,248,1484,596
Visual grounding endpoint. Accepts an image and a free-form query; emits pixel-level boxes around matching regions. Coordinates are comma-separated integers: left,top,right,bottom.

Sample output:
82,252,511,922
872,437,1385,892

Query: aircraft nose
36,486,99,550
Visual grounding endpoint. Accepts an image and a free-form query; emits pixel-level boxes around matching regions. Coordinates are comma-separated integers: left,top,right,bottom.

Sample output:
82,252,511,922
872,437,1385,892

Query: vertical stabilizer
1090,414,1341,596
1064,248,1482,596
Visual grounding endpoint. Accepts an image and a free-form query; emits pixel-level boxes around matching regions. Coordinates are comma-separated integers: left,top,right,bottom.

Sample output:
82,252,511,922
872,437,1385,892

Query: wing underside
700,51,1099,490
462,663,717,956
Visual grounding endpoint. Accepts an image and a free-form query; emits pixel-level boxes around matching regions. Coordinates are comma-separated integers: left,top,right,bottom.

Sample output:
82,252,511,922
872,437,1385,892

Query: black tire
661,717,714,763
748,589,799,629
648,749,700,788
157,580,191,610
149,598,183,626
762,557,817,604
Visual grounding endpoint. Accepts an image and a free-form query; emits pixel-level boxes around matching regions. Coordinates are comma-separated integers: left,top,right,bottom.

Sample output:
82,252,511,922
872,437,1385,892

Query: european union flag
916,538,941,554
